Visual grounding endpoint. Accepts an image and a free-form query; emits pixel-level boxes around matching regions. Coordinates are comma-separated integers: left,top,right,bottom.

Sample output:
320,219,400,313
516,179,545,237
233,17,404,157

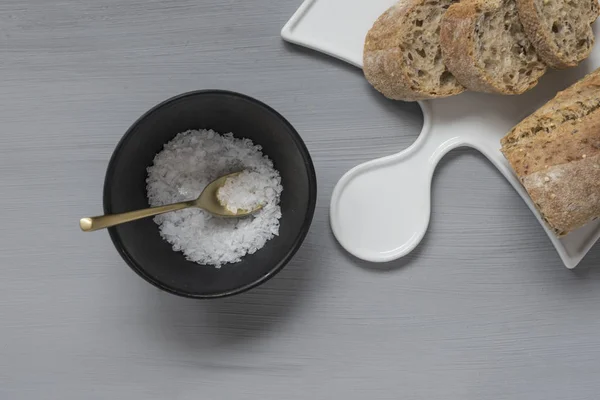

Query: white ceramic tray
282,0,600,269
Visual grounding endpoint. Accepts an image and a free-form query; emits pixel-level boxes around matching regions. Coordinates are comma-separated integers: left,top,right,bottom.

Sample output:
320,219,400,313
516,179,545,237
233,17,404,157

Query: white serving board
282,0,600,269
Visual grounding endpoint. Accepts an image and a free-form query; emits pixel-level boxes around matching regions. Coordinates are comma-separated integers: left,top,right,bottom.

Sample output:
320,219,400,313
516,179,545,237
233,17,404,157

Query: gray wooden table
1,1,599,399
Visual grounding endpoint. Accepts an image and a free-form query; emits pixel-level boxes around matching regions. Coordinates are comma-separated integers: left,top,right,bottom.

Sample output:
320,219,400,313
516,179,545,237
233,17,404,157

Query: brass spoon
79,172,260,232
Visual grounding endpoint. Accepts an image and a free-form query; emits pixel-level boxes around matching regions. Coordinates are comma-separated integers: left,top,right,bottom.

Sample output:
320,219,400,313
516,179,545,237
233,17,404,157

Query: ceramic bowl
104,90,317,298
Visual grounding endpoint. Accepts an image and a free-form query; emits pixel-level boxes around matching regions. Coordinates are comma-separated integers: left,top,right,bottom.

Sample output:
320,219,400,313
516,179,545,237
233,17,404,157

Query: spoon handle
79,201,194,232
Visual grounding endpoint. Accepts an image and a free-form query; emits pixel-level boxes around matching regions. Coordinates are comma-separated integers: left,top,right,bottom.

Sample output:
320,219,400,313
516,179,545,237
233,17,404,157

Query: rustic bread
440,0,547,94
363,0,465,101
501,67,600,236
516,0,600,69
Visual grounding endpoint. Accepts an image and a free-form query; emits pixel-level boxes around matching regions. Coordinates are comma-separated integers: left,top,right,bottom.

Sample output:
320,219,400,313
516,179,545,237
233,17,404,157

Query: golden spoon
79,172,260,232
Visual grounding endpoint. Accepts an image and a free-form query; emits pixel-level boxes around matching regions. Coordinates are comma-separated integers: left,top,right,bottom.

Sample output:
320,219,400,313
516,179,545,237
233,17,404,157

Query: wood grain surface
1,1,599,399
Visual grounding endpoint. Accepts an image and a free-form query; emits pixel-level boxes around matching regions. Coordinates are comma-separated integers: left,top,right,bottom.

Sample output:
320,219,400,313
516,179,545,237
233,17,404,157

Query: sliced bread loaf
440,0,547,95
363,0,465,101
501,67,600,236
517,0,600,69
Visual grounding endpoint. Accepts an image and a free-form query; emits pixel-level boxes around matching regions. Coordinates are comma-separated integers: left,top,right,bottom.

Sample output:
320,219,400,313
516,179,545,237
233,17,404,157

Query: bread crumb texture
364,0,464,101
517,0,599,68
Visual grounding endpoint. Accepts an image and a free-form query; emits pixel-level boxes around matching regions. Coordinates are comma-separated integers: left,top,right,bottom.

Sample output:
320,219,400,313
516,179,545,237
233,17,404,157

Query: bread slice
517,0,600,69
501,67,600,236
363,0,465,101
440,0,547,95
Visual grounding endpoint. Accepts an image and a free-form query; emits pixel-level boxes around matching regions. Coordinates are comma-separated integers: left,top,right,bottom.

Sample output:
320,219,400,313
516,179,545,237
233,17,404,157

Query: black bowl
104,91,317,298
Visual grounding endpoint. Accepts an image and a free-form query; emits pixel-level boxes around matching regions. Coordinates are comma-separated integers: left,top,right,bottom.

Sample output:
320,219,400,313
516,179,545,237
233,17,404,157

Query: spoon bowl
198,172,263,217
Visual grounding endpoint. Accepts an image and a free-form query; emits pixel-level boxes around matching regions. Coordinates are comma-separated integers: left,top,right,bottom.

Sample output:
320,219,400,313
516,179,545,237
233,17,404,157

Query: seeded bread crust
502,67,600,147
501,68,600,235
516,0,600,69
502,109,600,178
363,0,465,101
440,0,547,95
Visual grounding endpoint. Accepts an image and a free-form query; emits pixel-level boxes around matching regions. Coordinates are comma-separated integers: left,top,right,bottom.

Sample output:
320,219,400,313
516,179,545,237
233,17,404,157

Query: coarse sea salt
146,129,283,267
217,170,271,214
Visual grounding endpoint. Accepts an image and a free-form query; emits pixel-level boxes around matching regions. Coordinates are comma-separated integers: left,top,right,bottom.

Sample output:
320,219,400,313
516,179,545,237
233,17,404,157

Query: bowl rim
103,89,317,299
